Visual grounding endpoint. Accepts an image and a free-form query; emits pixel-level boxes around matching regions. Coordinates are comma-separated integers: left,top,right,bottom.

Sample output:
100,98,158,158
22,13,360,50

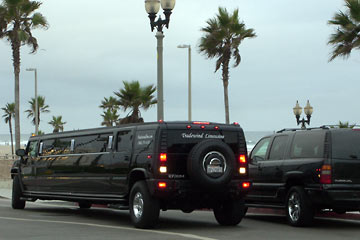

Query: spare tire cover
187,139,235,189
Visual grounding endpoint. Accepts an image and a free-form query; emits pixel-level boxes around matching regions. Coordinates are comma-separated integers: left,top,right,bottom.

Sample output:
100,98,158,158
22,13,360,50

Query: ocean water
0,134,30,146
0,131,272,150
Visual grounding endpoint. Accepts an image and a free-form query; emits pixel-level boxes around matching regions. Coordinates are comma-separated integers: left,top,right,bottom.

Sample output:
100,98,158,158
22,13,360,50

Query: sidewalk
0,179,12,199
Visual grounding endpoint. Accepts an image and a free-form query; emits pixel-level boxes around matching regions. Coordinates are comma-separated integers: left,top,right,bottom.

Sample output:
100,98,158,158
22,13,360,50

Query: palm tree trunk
222,60,230,124
9,120,14,158
12,39,21,150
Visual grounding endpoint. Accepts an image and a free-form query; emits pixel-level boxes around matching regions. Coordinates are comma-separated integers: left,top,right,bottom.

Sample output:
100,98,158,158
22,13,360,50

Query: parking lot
0,198,359,240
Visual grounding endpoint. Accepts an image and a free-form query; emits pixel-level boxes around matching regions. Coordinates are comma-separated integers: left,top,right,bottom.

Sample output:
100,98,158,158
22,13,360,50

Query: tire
187,140,235,189
129,181,160,229
286,186,314,227
213,199,245,226
12,175,25,210
78,202,92,209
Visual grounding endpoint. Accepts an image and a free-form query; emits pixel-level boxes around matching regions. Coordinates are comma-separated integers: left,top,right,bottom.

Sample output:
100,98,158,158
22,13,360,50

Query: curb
247,208,360,221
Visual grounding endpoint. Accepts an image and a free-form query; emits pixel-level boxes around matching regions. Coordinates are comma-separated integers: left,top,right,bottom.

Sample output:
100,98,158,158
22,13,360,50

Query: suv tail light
320,164,332,184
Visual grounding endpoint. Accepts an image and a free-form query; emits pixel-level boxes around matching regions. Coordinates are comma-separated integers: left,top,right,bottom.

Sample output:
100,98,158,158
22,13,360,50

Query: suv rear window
290,131,325,159
332,130,360,160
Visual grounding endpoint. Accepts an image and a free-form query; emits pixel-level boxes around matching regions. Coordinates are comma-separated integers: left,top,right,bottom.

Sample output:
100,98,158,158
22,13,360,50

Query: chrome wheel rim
288,192,301,222
133,192,144,219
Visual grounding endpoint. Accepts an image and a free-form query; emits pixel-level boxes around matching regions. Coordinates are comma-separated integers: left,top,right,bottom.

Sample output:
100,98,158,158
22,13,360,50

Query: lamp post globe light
177,44,192,121
293,100,313,129
26,68,39,135
145,0,176,121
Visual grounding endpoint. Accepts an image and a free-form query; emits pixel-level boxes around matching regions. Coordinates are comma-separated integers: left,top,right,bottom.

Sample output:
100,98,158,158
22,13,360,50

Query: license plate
207,165,223,174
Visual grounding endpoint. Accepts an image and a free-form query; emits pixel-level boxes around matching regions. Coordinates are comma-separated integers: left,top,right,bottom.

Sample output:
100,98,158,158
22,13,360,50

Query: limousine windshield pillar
26,68,39,135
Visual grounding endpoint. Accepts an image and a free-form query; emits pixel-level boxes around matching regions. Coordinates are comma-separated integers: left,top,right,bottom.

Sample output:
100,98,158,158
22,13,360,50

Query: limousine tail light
242,182,250,189
158,182,167,189
160,153,167,162
239,154,247,164
320,164,332,184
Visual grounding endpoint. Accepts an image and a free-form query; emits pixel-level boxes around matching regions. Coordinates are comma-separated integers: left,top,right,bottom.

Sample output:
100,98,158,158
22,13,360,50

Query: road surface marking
0,216,218,240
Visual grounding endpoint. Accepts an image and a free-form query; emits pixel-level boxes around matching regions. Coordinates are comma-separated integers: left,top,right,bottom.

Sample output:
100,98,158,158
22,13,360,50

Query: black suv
245,127,360,226
11,121,250,228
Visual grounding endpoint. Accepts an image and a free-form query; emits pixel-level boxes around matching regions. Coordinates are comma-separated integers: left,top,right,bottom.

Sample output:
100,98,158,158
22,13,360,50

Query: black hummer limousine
246,127,360,226
11,121,250,228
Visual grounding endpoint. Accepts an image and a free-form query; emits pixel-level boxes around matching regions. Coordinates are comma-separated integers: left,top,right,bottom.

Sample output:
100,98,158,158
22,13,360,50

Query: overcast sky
0,0,358,135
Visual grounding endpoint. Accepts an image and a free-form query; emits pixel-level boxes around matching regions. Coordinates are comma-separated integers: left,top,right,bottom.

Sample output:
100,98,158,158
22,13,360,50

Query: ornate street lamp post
145,0,176,121
293,100,313,129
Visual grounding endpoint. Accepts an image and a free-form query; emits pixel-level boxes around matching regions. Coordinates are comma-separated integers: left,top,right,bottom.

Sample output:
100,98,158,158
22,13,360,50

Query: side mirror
16,149,26,157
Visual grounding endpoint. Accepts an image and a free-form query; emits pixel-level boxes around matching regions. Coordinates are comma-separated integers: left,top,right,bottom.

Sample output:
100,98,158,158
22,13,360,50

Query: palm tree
99,96,120,126
339,121,356,128
25,95,50,126
114,81,157,124
0,0,48,150
99,96,119,112
48,115,66,133
328,0,360,61
1,102,15,157
199,7,256,124
101,109,119,127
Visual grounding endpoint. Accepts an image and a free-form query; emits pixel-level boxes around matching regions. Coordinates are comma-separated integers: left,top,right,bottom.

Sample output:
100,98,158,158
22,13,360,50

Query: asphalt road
0,198,359,240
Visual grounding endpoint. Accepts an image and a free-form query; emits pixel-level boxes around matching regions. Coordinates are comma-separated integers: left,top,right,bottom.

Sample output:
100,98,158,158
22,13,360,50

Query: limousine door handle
124,156,130,161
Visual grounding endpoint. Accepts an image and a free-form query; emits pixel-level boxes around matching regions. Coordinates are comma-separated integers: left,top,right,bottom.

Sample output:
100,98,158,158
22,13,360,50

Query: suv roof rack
320,124,360,129
276,126,329,133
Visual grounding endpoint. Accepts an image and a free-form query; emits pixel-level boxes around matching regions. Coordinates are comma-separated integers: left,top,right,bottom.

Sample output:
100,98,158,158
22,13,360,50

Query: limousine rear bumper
146,179,251,198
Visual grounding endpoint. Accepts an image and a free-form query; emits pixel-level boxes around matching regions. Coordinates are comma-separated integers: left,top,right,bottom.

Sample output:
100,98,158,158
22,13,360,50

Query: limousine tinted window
41,138,72,156
27,141,38,157
74,134,111,153
117,130,132,151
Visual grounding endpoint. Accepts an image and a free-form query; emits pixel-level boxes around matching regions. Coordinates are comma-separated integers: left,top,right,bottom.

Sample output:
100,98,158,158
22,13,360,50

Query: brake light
158,182,167,189
242,182,250,188
239,154,246,163
186,125,191,129
193,121,210,125
214,126,219,130
200,125,206,129
160,153,167,162
320,164,332,184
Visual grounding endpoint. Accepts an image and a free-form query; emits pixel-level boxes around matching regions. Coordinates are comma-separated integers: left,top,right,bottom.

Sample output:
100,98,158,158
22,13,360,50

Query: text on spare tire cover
181,133,225,139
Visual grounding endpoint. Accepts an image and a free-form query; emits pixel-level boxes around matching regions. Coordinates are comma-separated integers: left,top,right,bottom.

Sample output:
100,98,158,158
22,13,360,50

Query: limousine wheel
286,186,314,227
187,140,235,190
213,199,245,226
12,176,25,210
129,181,160,229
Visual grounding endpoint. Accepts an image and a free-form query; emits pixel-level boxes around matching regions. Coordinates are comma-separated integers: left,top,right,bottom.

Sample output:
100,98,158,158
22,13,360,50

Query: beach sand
0,145,13,157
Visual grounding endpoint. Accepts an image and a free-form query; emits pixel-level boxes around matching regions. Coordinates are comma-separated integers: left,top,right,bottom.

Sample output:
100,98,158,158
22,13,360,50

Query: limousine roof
29,121,242,140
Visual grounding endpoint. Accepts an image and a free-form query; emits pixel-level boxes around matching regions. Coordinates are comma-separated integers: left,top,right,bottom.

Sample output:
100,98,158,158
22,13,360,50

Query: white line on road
0,216,218,240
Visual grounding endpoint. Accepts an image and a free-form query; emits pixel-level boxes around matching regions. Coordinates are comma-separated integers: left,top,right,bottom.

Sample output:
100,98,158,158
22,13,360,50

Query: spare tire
187,139,235,189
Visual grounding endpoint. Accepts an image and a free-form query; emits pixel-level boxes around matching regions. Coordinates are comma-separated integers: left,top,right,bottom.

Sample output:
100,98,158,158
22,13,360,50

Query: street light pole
145,0,176,121
26,68,38,135
177,44,192,121
156,31,164,121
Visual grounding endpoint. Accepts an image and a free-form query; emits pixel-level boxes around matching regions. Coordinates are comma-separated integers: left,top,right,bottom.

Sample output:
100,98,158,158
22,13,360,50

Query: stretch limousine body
11,121,251,228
